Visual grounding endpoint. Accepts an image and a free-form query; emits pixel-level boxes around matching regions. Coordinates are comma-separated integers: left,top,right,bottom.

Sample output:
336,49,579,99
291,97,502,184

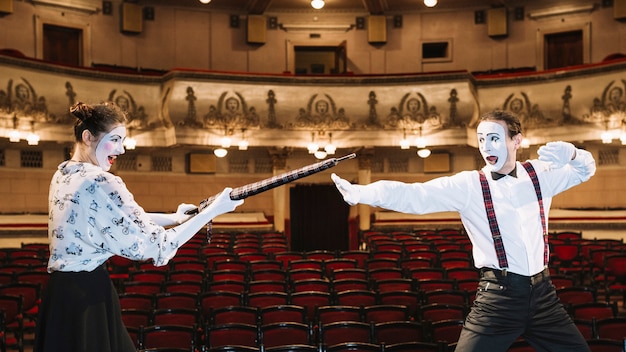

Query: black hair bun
69,102,93,122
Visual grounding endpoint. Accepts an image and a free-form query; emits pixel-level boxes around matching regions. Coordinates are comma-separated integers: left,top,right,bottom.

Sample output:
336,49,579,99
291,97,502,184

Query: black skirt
34,264,136,352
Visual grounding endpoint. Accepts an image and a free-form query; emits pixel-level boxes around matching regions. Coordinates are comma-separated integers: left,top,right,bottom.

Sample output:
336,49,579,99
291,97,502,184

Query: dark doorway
43,24,82,66
295,42,347,75
544,30,583,70
289,184,350,252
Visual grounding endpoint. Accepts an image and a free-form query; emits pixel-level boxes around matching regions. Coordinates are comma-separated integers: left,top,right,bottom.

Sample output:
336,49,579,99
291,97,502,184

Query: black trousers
454,268,590,352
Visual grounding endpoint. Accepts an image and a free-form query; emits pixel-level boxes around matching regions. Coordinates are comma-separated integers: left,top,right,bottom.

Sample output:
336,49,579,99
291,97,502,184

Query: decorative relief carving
0,78,52,122
582,80,626,130
291,93,351,131
385,92,442,132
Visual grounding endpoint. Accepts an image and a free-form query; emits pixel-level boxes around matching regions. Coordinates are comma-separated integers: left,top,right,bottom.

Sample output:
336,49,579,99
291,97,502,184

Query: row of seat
128,316,626,352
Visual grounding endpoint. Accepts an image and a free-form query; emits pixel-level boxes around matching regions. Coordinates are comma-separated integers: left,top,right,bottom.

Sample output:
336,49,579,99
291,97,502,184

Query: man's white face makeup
95,125,126,171
477,121,508,172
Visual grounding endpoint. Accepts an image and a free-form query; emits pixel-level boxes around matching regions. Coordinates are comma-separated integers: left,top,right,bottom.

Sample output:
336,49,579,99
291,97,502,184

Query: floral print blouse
47,161,182,272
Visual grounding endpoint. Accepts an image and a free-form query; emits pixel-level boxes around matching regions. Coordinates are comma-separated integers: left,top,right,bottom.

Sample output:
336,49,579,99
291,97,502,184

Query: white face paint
477,121,508,172
95,125,126,171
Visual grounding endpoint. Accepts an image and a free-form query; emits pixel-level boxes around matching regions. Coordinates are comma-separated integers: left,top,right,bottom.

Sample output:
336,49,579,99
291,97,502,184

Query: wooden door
43,24,81,66
545,30,583,70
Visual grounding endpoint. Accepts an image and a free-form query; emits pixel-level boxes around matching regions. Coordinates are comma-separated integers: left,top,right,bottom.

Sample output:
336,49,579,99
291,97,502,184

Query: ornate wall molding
1,54,626,152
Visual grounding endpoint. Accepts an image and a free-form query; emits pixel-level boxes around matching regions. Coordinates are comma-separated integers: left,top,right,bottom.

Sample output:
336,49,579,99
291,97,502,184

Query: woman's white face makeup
477,121,508,172
95,125,126,171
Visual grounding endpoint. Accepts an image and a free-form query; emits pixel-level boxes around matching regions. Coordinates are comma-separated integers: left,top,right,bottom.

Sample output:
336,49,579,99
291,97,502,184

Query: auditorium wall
0,1,625,74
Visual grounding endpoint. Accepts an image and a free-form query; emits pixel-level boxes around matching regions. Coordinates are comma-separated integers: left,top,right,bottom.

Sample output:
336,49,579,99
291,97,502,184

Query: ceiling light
314,150,327,159
214,148,228,158
311,0,324,10
417,148,431,158
424,0,437,7
199,0,211,4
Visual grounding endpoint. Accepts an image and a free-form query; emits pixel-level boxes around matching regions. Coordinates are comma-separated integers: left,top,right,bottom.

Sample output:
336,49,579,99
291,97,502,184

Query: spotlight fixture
311,0,325,10
424,0,437,7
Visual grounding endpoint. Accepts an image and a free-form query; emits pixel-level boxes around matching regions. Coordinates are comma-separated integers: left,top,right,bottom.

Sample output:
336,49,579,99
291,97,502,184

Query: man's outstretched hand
538,141,576,170
331,173,360,206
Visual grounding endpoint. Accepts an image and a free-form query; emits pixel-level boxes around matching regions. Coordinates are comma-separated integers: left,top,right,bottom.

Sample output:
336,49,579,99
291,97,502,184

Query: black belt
480,267,550,286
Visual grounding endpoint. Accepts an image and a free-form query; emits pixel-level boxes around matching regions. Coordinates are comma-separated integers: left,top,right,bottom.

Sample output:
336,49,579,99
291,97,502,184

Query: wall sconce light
324,132,336,155
601,131,613,144
124,127,136,150
307,132,319,154
8,115,20,143
26,121,40,146
238,129,249,151
214,126,230,157
415,126,427,149
424,0,438,8
311,0,325,10
220,135,232,148
415,126,430,158
400,129,410,150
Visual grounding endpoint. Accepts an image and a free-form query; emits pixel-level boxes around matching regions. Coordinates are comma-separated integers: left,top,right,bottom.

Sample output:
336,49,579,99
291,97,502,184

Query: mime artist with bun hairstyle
34,101,244,352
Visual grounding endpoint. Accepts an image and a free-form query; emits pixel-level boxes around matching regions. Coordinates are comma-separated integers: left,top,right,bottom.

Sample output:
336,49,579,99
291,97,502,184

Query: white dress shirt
359,149,596,276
